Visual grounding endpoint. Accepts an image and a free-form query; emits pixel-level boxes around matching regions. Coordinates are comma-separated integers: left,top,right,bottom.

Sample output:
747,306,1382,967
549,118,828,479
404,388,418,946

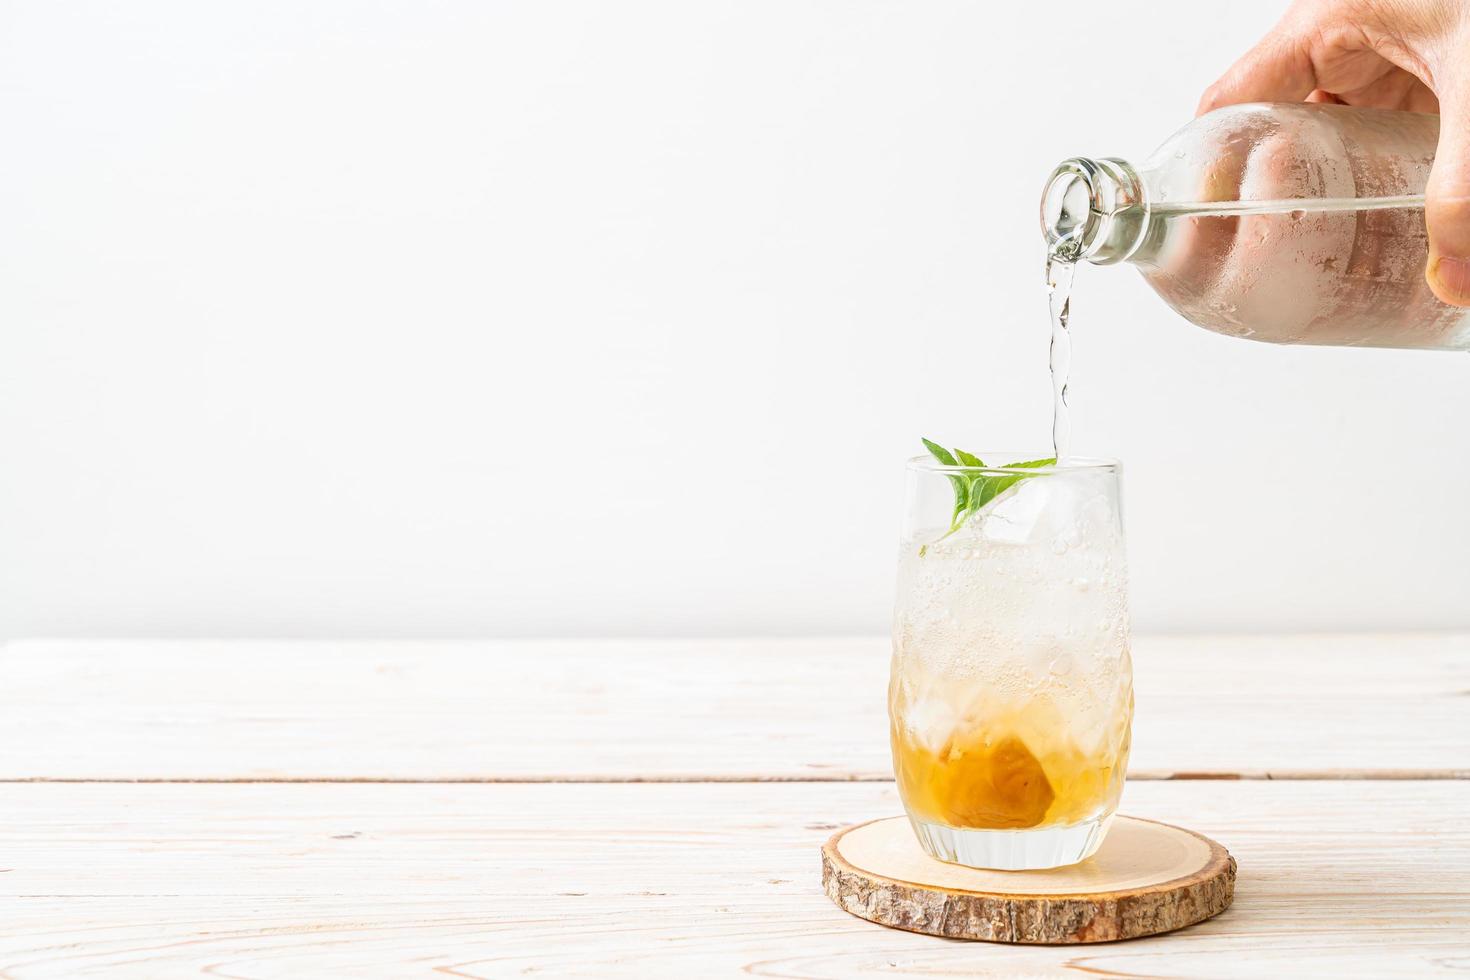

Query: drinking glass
889,454,1133,870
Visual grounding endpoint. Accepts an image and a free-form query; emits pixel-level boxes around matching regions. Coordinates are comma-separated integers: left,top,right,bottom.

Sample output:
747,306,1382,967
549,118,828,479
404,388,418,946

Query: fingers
1197,33,1318,116
1426,64,1470,305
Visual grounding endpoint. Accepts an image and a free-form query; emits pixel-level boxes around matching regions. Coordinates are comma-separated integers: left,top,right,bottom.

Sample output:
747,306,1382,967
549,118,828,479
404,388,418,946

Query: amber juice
890,688,1130,831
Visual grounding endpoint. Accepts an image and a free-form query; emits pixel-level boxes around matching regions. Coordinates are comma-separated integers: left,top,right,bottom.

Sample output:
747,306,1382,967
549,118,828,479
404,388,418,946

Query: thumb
1426,68,1470,306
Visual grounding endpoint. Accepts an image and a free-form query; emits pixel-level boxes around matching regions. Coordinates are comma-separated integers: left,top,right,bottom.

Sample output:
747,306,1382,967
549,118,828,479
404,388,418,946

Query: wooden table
1,635,1466,976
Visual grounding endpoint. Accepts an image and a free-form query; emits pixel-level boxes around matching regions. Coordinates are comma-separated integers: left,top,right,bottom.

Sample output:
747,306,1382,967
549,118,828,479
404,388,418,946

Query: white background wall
1,0,1466,637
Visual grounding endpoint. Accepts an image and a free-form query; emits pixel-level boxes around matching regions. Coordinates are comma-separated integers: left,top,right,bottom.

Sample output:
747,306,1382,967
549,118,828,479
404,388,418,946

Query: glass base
908,813,1113,871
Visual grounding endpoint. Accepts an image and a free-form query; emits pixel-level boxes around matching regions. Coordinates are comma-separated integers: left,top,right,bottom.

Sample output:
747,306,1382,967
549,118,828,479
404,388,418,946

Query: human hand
1199,0,1470,305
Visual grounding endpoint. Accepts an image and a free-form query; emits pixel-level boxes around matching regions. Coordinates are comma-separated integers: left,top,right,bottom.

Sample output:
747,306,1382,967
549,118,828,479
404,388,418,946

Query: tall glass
889,455,1133,870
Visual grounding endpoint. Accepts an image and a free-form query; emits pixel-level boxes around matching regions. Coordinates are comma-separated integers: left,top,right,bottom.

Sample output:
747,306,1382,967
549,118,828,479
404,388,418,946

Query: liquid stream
1046,246,1078,461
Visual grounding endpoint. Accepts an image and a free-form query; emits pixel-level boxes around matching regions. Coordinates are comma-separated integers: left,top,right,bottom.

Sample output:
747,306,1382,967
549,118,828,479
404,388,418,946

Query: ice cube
981,476,1053,544
981,471,1117,550
902,692,960,751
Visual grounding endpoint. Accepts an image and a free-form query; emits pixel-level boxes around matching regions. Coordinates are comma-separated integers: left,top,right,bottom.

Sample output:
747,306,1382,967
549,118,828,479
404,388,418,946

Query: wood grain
1,634,1465,780
0,780,1464,977
822,815,1235,942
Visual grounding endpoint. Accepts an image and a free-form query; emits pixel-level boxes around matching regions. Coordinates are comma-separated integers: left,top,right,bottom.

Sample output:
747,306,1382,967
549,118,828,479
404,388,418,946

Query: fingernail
1429,254,1470,305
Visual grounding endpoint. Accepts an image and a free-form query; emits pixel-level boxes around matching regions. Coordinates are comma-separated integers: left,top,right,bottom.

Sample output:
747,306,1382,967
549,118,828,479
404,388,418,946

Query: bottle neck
1040,157,1149,265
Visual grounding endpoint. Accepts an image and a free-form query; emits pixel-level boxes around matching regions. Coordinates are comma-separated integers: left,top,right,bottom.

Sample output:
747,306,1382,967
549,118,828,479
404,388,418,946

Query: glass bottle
1039,102,1469,350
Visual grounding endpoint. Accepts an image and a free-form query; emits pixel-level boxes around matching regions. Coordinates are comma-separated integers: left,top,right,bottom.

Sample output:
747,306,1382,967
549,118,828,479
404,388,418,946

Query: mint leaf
920,441,1056,542
920,437,960,467
953,449,985,468
921,438,969,530
968,457,1055,513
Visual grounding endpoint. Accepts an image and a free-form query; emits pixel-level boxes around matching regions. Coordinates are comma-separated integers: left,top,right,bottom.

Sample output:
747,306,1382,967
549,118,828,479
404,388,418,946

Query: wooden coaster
822,815,1235,944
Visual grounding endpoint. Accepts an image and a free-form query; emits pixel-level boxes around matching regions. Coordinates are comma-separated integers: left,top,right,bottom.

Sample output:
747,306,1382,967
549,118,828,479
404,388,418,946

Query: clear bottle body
1041,103,1468,350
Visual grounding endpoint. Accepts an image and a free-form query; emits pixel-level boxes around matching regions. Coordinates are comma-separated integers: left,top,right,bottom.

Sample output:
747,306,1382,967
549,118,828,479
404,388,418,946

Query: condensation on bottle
1040,102,1468,350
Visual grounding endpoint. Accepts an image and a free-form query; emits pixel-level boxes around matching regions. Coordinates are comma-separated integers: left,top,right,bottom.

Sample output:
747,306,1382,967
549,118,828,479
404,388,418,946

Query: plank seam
0,770,1464,784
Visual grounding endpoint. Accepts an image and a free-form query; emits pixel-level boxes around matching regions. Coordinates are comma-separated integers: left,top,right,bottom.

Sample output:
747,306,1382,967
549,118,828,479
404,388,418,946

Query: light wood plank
0,781,1464,977
0,635,1463,780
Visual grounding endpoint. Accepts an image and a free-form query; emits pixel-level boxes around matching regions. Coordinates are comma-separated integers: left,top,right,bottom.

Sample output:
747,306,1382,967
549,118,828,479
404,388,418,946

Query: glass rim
906,454,1119,475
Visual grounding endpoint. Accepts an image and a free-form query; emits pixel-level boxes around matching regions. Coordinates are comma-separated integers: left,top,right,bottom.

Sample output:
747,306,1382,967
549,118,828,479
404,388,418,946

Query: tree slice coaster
822,815,1235,944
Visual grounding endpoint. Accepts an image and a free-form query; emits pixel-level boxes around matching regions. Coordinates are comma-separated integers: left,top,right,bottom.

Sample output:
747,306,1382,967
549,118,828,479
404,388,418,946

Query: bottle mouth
1041,163,1097,257
1039,157,1146,264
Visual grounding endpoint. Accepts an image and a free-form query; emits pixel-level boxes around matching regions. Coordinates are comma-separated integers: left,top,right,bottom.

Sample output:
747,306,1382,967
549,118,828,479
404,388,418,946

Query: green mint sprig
920,438,1056,538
